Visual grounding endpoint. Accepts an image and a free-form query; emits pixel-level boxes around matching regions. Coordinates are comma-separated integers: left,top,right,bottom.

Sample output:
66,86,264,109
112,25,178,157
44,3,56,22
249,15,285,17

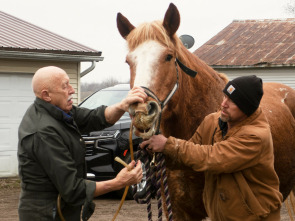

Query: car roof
101,84,130,91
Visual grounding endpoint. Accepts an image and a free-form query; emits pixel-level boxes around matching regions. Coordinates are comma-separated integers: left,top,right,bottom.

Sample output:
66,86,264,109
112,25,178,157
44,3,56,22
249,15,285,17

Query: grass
0,177,21,190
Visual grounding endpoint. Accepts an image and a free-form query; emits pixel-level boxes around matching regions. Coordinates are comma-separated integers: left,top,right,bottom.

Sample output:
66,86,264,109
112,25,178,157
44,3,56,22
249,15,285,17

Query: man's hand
139,134,168,153
119,86,147,112
115,160,143,189
94,160,143,197
104,86,147,124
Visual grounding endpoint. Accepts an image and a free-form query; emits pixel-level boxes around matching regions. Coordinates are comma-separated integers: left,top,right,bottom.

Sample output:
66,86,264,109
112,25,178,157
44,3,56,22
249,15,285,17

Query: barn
194,18,295,88
0,11,102,177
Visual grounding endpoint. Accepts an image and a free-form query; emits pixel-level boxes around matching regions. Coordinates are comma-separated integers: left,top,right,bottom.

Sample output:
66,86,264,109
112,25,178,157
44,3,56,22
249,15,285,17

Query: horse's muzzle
129,101,160,139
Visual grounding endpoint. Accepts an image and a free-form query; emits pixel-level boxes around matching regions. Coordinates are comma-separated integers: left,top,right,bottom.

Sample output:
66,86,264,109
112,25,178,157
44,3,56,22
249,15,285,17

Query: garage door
0,73,34,177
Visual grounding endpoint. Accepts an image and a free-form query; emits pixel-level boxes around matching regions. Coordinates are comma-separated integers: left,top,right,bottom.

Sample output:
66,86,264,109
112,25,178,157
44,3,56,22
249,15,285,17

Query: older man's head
32,66,75,113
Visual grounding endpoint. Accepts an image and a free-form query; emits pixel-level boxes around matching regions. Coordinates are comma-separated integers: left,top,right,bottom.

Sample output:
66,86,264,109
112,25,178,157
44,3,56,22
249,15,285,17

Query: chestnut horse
117,3,295,220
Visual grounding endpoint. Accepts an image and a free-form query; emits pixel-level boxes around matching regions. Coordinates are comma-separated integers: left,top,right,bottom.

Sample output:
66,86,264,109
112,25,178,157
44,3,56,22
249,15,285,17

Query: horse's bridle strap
162,82,178,107
176,58,198,77
141,62,179,110
139,58,196,134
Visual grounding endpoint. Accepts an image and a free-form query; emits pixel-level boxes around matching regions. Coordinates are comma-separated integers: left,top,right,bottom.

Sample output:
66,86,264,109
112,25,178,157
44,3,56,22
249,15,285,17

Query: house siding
0,59,80,104
215,67,295,89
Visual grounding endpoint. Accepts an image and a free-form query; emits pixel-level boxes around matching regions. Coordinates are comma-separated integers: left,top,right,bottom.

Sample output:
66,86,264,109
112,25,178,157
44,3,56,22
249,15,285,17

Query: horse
116,3,295,220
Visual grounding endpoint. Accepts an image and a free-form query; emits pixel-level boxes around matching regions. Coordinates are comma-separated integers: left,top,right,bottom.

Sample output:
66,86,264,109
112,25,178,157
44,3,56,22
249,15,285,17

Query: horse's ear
117,13,135,39
163,3,180,37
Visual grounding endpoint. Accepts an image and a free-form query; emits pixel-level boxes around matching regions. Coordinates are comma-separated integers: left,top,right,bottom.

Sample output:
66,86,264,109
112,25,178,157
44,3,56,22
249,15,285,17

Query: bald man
18,66,146,221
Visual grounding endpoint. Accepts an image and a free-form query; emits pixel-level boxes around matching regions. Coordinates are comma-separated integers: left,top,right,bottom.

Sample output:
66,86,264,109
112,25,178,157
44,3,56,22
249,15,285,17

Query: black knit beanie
223,75,264,116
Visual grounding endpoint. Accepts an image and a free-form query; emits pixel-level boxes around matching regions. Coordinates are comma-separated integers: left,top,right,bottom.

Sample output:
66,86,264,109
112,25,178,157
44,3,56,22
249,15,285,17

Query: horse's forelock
126,20,181,53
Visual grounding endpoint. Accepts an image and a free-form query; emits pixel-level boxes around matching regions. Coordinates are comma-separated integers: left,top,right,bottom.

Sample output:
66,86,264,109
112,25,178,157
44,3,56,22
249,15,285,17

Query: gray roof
194,18,295,68
0,11,102,61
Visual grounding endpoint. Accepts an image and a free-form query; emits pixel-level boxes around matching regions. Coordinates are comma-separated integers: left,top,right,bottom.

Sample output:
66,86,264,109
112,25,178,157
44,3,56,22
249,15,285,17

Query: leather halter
176,57,198,78
142,58,197,109
141,58,198,134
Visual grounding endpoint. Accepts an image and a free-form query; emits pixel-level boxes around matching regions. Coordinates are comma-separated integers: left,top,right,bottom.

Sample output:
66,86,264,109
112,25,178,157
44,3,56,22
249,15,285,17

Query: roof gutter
81,61,96,77
0,50,103,62
0,50,104,77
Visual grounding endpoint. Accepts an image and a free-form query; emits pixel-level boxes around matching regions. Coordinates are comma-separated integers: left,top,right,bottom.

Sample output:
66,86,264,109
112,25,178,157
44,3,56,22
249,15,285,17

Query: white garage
0,73,34,176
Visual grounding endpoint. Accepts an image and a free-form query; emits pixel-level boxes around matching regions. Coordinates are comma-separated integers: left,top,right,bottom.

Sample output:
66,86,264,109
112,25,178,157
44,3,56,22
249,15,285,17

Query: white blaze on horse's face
129,40,165,88
127,40,165,139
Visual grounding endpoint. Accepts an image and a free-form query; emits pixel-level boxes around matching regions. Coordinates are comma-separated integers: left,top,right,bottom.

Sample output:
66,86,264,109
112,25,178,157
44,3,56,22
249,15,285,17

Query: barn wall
215,67,295,89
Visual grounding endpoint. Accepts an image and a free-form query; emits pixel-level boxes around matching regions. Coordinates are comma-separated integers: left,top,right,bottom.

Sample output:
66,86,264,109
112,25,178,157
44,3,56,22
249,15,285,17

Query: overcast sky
1,0,293,83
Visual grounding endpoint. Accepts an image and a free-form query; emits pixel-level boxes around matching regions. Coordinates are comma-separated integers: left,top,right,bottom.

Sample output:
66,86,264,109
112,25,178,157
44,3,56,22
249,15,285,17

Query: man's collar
55,106,73,124
218,118,228,137
35,97,73,123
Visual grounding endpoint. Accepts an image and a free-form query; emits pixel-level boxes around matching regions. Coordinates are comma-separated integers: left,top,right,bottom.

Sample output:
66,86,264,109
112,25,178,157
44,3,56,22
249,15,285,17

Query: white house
0,11,103,177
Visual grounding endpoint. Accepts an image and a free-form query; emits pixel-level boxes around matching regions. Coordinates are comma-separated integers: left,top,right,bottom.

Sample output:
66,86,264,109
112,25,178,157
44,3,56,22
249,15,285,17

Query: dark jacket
164,108,282,221
18,98,113,220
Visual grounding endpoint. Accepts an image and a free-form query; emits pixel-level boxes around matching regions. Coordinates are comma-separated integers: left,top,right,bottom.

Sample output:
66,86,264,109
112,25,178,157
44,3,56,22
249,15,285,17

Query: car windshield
80,89,130,118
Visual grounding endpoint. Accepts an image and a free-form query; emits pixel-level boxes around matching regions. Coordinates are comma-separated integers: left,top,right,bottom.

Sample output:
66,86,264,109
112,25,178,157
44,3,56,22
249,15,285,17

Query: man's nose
69,84,75,94
221,98,228,107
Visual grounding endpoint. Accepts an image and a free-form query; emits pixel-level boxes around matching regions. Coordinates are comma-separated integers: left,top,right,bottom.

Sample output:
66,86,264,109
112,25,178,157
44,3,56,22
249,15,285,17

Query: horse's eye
165,54,173,62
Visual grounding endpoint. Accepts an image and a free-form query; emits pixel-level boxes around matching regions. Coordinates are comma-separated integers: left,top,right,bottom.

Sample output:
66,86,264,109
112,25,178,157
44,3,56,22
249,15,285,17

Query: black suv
79,84,146,199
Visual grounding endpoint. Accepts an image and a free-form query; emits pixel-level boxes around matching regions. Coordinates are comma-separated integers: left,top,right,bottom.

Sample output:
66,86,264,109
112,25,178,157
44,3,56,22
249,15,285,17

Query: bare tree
285,0,295,16
80,77,128,100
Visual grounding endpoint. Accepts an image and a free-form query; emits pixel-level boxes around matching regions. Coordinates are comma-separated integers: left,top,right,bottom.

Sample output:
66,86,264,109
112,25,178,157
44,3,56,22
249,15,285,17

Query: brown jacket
164,108,282,221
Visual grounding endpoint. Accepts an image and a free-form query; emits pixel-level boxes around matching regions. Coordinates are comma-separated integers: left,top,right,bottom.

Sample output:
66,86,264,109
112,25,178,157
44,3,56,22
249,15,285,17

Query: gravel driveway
0,178,293,221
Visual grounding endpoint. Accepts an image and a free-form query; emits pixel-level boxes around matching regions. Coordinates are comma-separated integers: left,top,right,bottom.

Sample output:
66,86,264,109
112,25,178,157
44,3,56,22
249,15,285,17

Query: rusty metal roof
194,18,295,67
0,10,101,58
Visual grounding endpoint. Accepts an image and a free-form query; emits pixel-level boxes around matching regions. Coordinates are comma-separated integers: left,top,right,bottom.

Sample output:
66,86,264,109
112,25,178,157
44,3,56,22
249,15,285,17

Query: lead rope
133,138,173,220
112,122,135,221
155,153,173,221
133,151,173,221
57,194,66,221
133,146,154,220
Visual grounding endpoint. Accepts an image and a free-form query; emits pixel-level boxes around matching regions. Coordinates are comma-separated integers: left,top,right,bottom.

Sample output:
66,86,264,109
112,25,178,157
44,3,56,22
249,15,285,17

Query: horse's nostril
148,101,158,116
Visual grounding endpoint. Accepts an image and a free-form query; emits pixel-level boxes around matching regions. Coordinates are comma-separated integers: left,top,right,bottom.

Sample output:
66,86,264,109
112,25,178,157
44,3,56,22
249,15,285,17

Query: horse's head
117,3,186,139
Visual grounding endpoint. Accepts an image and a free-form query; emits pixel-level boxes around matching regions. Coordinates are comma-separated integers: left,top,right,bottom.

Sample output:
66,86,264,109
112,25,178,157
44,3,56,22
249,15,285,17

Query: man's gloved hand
82,200,96,221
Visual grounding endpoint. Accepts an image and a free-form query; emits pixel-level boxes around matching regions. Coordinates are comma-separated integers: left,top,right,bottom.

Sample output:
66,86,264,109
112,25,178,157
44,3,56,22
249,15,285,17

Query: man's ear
41,90,51,102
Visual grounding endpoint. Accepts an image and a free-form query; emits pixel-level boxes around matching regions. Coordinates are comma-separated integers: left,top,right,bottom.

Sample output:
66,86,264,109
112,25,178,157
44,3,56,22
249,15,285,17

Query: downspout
80,61,96,77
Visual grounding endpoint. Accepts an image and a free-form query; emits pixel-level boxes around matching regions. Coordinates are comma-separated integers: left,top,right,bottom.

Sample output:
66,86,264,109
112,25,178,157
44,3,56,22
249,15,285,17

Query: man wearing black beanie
223,75,264,117
140,75,283,221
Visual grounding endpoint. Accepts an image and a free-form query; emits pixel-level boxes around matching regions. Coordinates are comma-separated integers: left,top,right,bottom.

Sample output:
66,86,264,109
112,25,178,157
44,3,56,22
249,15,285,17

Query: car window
80,89,130,118
80,90,129,109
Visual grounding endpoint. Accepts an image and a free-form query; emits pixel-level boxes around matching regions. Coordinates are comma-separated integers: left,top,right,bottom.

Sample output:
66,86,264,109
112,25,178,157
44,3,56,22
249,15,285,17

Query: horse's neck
162,66,225,139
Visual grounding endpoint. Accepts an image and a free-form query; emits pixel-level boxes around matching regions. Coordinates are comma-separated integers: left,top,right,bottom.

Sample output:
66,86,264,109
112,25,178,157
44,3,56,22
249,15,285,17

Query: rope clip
150,153,157,167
